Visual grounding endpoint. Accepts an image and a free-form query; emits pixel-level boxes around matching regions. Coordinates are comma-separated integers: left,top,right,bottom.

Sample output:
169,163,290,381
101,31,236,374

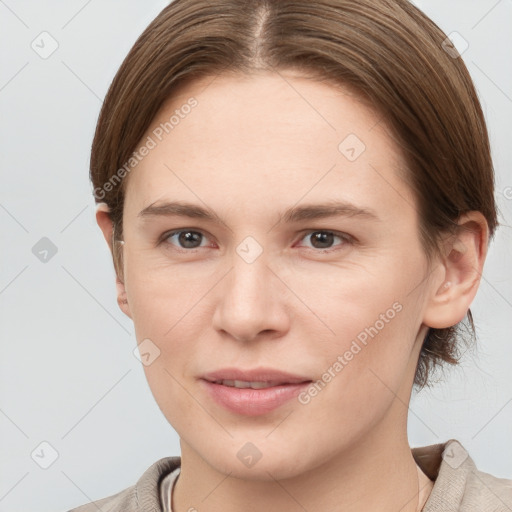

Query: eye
297,230,353,251
161,229,213,250
159,228,352,253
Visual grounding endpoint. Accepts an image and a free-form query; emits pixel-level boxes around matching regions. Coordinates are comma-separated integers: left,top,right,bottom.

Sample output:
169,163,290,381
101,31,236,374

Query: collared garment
68,439,512,512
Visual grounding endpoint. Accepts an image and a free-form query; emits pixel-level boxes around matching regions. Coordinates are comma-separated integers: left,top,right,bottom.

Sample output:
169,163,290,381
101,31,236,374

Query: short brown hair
90,0,498,388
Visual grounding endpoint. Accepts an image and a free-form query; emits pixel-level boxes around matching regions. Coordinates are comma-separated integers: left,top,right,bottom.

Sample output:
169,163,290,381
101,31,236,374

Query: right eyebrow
138,201,224,224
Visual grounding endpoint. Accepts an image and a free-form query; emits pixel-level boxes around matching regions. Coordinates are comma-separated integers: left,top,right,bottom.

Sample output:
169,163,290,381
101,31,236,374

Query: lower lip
200,379,311,416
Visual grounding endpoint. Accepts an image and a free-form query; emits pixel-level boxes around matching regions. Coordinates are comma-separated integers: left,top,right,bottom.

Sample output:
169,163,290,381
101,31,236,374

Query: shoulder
66,456,181,512
464,460,512,510
416,439,512,512
67,486,136,512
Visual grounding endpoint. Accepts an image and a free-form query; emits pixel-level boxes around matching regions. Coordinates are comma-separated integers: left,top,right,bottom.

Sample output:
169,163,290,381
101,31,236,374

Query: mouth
201,367,311,385
207,379,304,389
200,368,313,416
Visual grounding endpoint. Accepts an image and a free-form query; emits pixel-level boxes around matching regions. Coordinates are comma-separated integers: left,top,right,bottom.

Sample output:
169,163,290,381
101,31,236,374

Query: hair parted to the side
90,0,498,389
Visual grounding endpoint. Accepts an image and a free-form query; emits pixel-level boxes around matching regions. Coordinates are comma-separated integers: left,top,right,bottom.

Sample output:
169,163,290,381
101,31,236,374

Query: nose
211,252,290,343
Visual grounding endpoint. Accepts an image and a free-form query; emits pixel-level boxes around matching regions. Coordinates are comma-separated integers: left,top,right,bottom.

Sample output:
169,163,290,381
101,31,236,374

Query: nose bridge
212,243,289,341
228,233,272,301
226,250,273,318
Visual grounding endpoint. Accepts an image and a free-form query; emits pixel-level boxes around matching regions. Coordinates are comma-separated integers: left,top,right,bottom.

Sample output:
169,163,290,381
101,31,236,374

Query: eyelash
159,228,354,253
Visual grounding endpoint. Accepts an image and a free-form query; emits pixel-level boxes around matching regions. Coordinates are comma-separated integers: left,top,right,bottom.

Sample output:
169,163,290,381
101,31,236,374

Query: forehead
123,70,414,223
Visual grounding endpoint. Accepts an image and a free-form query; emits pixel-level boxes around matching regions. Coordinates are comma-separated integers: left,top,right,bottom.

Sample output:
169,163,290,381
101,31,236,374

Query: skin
96,69,488,512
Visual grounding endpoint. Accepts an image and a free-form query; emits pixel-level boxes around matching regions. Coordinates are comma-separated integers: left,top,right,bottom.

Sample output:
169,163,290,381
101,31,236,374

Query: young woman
72,0,511,510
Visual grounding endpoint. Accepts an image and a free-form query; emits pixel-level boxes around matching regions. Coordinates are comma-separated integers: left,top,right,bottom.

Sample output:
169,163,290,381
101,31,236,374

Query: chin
194,437,321,482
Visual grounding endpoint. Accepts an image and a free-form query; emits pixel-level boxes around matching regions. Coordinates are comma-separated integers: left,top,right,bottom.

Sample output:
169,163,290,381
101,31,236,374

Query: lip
202,367,311,384
200,367,312,416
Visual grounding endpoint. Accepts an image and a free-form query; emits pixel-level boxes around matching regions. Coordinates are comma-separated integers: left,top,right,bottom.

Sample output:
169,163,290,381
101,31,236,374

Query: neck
173,404,428,512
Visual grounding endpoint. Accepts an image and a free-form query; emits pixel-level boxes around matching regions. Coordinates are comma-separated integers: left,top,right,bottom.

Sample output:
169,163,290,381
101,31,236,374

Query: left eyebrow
137,199,380,225
279,201,380,224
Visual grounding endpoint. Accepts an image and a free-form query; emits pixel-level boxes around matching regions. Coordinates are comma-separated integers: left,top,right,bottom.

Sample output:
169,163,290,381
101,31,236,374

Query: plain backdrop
0,1,511,511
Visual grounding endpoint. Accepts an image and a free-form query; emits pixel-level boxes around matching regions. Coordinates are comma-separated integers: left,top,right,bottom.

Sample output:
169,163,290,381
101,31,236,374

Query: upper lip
201,367,312,384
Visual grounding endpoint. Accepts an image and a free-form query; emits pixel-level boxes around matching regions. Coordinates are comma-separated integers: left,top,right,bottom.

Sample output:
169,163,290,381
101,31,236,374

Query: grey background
0,1,511,511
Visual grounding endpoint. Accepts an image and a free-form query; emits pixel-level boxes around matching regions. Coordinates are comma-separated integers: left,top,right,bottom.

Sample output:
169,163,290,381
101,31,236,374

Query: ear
95,203,132,319
422,211,489,329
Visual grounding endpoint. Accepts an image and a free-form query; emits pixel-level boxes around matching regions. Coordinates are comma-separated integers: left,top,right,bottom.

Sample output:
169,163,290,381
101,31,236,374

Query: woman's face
117,70,443,479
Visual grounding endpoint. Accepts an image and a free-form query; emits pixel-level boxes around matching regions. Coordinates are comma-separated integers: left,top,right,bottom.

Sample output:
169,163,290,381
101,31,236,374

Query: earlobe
422,212,489,329
116,275,132,319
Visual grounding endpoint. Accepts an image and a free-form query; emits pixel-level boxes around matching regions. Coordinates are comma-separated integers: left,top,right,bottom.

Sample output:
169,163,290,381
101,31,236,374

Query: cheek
124,250,216,336
298,256,424,403
128,271,204,430
299,301,418,447
142,361,200,436
124,254,215,401
284,254,412,342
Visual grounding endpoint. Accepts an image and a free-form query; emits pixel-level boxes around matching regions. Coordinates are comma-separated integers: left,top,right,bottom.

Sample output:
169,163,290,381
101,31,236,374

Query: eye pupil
311,232,334,249
179,231,202,248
